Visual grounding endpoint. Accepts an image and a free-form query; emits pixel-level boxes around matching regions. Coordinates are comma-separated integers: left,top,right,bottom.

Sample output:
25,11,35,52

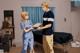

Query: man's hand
37,27,42,30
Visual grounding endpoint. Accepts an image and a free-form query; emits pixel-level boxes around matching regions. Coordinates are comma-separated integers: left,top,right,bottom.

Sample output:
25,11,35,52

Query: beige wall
0,0,80,46
71,9,80,41
54,0,71,33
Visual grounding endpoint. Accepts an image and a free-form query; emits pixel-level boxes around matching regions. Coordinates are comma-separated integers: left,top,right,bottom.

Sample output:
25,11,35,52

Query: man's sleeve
48,11,54,22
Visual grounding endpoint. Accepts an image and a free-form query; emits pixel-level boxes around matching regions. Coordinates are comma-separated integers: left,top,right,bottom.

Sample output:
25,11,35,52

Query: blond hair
41,2,49,8
21,11,28,20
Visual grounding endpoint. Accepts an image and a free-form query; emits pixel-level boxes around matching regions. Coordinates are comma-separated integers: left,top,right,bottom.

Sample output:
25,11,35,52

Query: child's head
41,2,49,11
21,11,29,20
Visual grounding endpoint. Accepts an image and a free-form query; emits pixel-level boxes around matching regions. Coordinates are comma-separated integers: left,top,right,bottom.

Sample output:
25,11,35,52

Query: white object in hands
33,23,42,27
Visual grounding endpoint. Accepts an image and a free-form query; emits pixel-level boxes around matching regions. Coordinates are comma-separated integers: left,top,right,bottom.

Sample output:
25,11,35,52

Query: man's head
21,11,29,20
41,2,49,11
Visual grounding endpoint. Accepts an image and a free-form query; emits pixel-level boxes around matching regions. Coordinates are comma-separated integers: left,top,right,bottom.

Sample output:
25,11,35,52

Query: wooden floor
7,44,44,53
54,44,80,53
4,43,80,53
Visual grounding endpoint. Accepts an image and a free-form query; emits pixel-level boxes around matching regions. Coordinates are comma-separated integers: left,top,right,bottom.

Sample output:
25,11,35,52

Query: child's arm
24,27,33,32
24,20,33,32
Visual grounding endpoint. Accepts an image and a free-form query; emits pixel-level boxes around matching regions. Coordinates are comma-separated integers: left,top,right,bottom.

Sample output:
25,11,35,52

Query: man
37,2,54,53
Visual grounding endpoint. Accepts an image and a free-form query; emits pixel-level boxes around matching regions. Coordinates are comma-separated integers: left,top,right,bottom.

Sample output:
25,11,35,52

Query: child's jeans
21,32,34,53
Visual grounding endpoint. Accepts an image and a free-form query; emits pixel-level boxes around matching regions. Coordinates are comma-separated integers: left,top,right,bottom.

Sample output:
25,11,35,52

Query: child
20,12,34,53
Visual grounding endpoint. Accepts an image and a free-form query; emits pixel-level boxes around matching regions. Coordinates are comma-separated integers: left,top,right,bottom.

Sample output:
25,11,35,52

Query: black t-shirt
42,10,54,35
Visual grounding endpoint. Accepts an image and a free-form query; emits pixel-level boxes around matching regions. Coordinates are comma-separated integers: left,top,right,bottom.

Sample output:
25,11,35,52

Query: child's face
25,15,29,20
21,12,29,20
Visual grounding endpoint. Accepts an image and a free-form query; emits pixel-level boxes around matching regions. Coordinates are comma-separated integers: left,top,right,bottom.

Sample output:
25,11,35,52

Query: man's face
42,6,47,11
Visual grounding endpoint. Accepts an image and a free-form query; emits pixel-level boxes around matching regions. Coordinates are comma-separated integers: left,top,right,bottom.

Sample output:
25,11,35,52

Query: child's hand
25,27,29,30
24,27,33,32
